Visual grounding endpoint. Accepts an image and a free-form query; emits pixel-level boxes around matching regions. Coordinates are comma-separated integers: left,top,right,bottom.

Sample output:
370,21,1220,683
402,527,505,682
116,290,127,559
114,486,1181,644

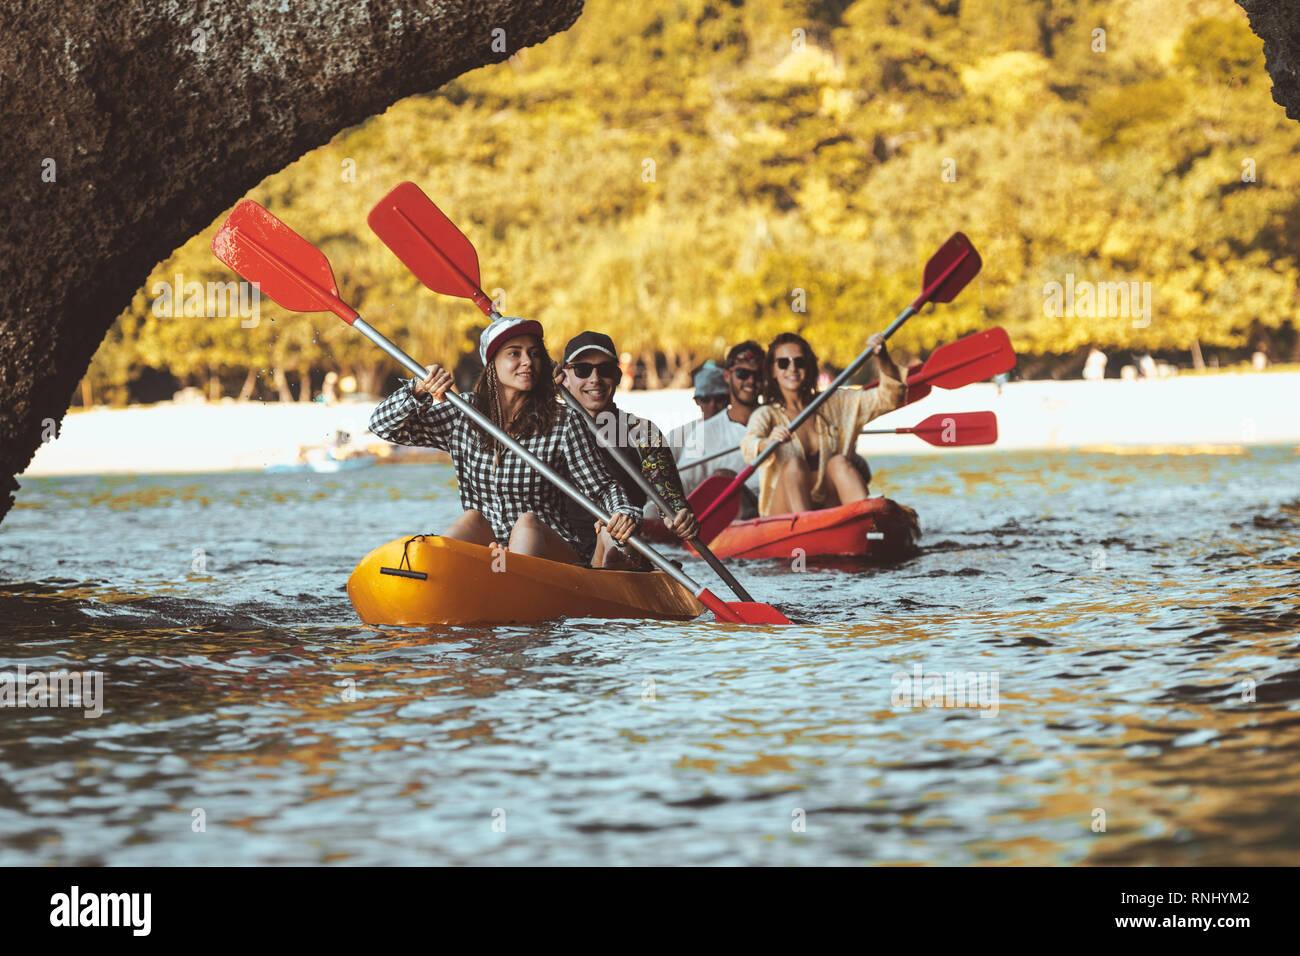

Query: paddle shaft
696,246,972,524
554,388,756,603
349,317,743,622
676,444,741,471
677,419,907,470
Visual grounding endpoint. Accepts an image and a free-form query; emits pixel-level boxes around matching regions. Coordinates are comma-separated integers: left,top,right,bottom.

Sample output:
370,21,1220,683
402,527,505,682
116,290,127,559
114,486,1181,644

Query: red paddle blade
725,602,793,624
690,474,741,544
911,327,1015,390
211,201,355,321
368,182,490,312
908,411,998,447
920,232,982,305
696,589,791,625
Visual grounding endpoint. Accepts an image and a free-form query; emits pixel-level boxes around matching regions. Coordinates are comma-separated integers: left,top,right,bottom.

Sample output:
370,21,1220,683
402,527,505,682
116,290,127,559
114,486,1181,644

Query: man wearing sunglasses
666,341,765,520
690,363,730,422
558,331,699,568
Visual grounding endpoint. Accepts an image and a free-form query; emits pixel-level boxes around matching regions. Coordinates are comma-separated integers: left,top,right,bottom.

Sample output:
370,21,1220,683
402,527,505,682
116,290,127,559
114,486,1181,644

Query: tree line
79,0,1298,406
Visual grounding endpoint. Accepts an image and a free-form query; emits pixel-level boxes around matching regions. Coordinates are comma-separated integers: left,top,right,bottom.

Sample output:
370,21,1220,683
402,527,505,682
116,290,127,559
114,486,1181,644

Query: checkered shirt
369,383,639,559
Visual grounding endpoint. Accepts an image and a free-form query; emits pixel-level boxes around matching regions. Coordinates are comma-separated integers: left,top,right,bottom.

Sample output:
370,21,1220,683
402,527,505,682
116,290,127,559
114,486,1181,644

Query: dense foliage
81,0,1298,404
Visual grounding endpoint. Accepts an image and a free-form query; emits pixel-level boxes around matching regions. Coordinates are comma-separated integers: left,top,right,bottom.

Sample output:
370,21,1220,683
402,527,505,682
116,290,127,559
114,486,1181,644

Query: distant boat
307,454,376,473
264,453,377,474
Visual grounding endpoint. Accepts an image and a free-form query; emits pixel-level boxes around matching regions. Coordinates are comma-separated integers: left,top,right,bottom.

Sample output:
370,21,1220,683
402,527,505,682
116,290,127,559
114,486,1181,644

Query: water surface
2,447,1298,864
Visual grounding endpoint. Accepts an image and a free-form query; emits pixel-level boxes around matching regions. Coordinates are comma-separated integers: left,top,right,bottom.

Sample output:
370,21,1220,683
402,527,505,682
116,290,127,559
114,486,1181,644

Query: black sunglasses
569,361,620,380
775,356,811,371
729,367,759,382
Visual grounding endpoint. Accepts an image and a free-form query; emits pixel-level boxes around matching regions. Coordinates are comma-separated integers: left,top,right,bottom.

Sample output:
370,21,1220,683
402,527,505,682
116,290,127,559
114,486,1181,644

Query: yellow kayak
347,535,706,626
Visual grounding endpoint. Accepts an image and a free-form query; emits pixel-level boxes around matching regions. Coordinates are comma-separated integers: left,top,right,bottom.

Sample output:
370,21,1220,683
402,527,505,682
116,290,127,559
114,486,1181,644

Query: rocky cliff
1237,1,1300,119
0,0,583,524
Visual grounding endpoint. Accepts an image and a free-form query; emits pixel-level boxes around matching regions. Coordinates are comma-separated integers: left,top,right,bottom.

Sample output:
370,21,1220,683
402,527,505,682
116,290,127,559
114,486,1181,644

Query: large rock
1237,1,1300,119
0,0,583,525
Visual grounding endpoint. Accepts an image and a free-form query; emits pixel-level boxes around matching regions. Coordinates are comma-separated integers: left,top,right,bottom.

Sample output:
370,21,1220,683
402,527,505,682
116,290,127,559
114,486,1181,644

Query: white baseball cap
479,316,544,365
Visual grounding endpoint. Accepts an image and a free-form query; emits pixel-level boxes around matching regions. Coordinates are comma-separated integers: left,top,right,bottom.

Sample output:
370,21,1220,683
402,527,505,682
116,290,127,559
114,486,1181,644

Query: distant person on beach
320,371,340,405
1139,353,1157,379
1083,348,1107,381
1252,350,1269,371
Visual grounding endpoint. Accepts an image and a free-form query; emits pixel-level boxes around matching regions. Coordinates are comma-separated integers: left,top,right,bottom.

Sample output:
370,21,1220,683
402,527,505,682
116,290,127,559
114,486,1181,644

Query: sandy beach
20,371,1300,477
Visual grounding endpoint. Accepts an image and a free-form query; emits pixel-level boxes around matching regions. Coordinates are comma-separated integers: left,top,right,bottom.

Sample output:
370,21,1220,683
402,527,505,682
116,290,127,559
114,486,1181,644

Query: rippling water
1,447,1298,865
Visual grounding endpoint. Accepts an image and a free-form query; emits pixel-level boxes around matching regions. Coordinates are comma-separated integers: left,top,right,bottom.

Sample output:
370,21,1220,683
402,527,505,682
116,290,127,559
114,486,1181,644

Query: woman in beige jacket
740,332,905,516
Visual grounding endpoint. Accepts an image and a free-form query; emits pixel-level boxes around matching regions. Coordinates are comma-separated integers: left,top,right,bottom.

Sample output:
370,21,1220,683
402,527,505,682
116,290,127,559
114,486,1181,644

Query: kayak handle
380,567,429,581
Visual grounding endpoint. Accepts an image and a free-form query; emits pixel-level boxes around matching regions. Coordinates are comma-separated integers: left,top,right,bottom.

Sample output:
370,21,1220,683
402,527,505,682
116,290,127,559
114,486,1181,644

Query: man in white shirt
665,341,765,519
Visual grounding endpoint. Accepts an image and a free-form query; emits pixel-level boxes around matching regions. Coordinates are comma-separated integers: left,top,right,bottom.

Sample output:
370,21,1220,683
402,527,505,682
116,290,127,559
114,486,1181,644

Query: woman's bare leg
507,512,581,563
824,453,869,505
769,457,815,515
443,509,497,545
819,482,843,509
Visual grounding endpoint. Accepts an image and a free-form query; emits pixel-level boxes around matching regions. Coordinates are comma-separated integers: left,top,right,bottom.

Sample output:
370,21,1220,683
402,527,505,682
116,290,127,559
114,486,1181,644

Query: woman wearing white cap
368,317,642,565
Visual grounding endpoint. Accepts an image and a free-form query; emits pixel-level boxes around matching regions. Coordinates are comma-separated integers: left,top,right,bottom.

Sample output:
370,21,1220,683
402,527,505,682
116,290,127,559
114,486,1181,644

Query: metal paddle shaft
697,233,981,528
346,318,748,619
554,388,757,603
675,444,741,471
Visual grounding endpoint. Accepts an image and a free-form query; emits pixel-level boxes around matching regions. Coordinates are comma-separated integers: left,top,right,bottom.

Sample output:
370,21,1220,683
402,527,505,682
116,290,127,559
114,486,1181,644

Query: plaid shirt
369,383,639,559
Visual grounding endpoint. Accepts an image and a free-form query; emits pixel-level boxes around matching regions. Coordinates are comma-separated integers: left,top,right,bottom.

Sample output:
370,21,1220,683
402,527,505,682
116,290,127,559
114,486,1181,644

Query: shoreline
20,371,1300,477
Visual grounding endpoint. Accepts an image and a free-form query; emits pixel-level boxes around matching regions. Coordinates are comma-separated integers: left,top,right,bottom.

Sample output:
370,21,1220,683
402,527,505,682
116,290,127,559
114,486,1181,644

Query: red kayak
644,497,920,562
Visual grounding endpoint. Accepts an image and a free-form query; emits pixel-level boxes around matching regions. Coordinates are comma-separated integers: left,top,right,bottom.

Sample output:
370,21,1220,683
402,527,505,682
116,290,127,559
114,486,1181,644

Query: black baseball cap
726,340,764,366
563,331,619,366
